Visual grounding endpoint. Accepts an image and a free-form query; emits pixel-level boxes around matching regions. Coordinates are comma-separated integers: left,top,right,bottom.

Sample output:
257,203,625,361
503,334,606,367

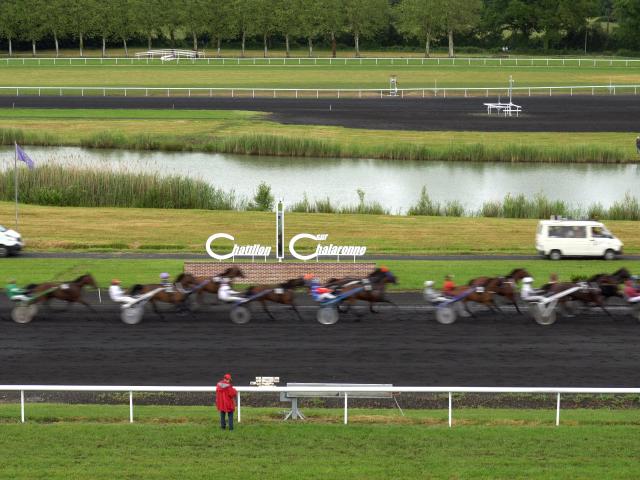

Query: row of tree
0,0,635,58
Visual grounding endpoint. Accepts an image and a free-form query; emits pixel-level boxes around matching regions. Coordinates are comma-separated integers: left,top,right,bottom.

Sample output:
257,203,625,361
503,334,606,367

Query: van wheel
549,250,562,261
603,249,616,261
0,246,8,258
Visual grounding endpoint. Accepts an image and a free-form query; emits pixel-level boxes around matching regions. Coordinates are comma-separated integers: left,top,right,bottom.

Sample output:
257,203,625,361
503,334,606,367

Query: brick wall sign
184,262,376,284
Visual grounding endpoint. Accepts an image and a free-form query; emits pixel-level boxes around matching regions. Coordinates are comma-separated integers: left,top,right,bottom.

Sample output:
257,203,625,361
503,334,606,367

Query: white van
536,219,623,260
0,225,24,257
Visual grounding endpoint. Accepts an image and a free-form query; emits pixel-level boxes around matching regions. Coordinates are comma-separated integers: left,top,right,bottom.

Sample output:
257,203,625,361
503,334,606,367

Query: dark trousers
220,411,234,430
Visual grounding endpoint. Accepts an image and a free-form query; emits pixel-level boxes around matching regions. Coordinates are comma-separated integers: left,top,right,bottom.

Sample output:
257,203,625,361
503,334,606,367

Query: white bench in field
483,102,523,117
281,383,396,420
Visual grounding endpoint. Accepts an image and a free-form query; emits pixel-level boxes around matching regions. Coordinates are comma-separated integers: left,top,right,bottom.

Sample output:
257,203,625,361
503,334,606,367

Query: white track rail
1,384,639,426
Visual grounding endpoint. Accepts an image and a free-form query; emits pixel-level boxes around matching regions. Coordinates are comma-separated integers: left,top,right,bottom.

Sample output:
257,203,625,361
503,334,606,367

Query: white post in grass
237,392,241,423
129,391,134,423
448,392,452,427
344,393,348,425
556,392,561,427
20,390,25,423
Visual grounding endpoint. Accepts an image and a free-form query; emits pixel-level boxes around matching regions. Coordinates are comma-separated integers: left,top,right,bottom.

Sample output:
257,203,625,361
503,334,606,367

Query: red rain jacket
216,380,238,412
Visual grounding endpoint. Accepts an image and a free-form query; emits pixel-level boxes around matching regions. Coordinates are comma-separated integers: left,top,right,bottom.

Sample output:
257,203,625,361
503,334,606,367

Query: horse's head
176,273,197,288
76,274,98,289
222,267,244,279
281,277,306,290
613,268,632,282
508,268,530,282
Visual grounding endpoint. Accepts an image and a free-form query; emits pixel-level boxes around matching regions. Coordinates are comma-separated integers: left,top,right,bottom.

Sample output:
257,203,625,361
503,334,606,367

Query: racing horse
541,281,611,317
243,277,307,321
189,267,245,305
587,267,632,300
337,267,398,317
26,273,99,312
467,268,531,314
129,273,197,318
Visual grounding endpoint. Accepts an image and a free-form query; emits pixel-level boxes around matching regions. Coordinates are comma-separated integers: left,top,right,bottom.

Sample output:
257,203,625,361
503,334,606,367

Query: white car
0,225,24,257
536,220,623,260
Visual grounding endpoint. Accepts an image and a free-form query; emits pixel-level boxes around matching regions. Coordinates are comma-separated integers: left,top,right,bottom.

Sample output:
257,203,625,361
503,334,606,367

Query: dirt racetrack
1,293,639,387
1,95,639,132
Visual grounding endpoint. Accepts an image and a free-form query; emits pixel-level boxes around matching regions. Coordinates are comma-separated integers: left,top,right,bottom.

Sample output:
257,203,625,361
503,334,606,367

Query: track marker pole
448,392,452,427
237,392,241,423
556,393,560,426
21,390,25,423
344,393,348,425
129,391,134,423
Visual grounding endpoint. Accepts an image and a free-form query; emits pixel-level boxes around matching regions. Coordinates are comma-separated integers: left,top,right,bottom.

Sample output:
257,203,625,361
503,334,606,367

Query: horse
587,268,632,300
336,268,398,317
129,273,197,318
541,281,611,317
26,274,99,313
244,277,307,320
189,267,245,305
467,268,531,314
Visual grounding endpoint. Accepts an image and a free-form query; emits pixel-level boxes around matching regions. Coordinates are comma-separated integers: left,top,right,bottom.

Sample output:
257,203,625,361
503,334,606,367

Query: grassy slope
0,108,637,158
0,64,639,89
3,202,639,254
1,405,640,479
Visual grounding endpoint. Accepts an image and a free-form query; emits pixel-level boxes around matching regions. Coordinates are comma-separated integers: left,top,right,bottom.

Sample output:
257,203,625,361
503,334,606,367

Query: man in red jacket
216,373,238,430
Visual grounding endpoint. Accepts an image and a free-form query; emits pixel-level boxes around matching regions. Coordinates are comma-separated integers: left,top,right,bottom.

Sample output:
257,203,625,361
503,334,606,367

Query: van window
591,226,612,239
548,226,586,238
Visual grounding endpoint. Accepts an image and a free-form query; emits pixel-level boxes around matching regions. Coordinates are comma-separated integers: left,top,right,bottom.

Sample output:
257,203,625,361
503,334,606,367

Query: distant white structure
389,75,398,96
135,49,202,61
483,75,523,117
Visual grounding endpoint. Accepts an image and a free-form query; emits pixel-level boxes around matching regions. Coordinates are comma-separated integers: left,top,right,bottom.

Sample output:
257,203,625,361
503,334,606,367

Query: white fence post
20,390,25,423
237,392,241,423
448,392,452,427
344,393,348,425
129,391,133,423
556,392,560,426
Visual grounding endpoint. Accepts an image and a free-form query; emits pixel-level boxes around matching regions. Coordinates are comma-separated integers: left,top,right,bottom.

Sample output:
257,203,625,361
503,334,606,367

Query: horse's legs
463,300,476,318
151,300,165,320
290,302,303,321
261,301,275,320
77,299,97,314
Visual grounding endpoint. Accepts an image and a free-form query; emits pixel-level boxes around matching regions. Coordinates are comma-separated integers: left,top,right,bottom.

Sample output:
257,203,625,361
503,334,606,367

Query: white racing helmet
522,277,534,284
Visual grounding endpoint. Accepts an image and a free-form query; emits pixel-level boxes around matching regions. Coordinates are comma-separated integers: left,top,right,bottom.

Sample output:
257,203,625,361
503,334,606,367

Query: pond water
2,146,638,213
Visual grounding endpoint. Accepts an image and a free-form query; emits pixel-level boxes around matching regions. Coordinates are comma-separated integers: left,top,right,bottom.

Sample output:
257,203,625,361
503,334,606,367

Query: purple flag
15,144,34,169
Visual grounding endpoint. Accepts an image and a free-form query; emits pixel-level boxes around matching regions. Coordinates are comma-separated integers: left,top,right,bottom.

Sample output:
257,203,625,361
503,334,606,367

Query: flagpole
14,141,18,230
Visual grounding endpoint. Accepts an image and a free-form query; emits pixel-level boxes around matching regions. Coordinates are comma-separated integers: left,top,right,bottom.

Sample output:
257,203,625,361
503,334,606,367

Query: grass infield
0,405,640,479
0,63,639,90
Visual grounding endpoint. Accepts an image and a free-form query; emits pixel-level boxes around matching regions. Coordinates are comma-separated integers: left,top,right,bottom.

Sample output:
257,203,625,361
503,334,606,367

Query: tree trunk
193,32,198,51
584,29,588,54
308,37,313,57
102,36,106,57
147,35,152,50
448,29,454,58
241,32,246,57
8,38,12,57
285,34,290,57
79,33,84,57
355,33,360,57
263,33,268,58
217,37,221,57
123,38,128,57
32,39,36,57
170,30,175,48
54,33,59,57
331,32,336,58
424,34,431,58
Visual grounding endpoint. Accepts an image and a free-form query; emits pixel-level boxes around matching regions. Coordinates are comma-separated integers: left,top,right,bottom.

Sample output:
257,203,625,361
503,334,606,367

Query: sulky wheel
230,306,251,325
11,304,38,324
532,303,557,326
435,306,457,325
121,305,144,325
633,304,640,322
317,307,339,325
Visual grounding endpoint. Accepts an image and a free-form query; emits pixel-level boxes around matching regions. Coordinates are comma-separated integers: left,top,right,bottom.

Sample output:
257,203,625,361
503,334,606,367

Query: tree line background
0,0,637,58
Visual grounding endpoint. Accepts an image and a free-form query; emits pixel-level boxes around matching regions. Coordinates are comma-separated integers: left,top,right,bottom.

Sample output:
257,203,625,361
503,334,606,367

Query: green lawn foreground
1,404,640,479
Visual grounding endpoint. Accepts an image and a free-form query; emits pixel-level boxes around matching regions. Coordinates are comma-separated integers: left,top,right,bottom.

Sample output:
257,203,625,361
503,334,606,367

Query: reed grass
0,164,236,210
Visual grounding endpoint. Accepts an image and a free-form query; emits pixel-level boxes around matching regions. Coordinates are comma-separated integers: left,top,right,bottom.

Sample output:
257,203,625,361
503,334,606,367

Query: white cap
522,277,534,283
424,280,434,287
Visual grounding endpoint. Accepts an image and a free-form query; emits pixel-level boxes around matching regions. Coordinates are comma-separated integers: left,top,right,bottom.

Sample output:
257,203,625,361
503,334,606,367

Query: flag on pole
15,144,34,169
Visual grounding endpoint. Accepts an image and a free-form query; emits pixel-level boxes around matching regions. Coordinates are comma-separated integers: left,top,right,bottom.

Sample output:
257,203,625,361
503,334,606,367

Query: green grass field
0,63,639,89
0,107,637,161
1,404,640,479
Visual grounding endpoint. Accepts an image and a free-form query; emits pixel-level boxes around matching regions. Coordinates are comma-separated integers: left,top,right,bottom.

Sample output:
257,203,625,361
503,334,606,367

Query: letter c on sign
289,233,319,261
205,233,235,260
